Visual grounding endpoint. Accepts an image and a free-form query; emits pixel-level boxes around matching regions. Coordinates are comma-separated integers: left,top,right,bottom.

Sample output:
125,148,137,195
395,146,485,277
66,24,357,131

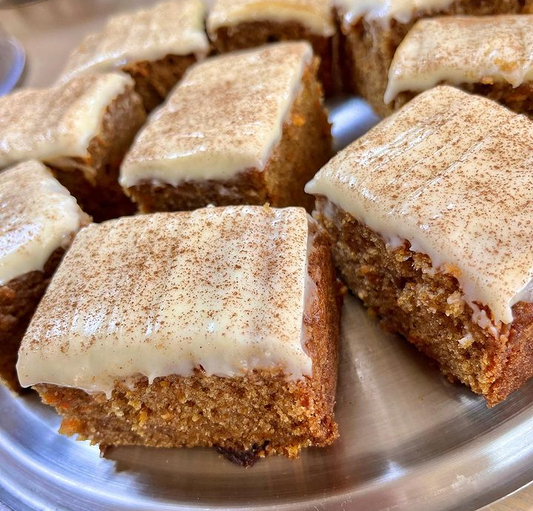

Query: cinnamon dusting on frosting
60,0,208,81
385,15,533,103
0,161,86,286
120,42,313,187
0,74,133,169
17,206,313,394
306,85,533,325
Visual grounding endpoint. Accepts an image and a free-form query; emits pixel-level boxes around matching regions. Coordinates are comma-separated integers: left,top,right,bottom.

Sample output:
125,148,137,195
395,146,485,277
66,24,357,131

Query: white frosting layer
120,42,312,188
306,86,533,326
60,0,208,82
17,206,313,394
0,161,86,286
385,15,533,103
0,74,133,170
208,0,335,37
335,0,455,26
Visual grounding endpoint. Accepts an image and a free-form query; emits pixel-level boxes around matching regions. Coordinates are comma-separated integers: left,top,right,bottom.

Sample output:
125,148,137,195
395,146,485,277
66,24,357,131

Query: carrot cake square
120,42,332,213
335,0,523,116
384,15,533,117
306,85,533,406
207,0,338,95
60,0,209,112
17,206,341,464
0,161,89,392
384,14,533,117
0,73,146,221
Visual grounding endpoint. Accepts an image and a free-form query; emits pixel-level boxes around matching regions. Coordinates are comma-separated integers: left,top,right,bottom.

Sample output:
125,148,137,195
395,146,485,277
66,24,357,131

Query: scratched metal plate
2,2,533,510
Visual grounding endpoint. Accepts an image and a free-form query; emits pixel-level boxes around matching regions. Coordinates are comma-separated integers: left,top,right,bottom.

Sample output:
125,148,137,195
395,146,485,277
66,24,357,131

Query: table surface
1,1,533,510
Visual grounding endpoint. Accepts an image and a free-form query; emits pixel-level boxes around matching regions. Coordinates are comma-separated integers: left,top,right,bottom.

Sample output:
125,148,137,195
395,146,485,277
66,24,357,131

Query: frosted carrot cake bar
306,85,533,406
385,15,533,116
335,0,523,116
121,42,332,212
0,161,89,391
17,206,341,464
207,0,338,95
60,0,209,111
0,74,145,221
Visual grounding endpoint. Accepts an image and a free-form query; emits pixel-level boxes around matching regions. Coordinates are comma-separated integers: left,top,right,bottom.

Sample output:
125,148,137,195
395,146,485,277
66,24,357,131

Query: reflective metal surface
2,1,533,509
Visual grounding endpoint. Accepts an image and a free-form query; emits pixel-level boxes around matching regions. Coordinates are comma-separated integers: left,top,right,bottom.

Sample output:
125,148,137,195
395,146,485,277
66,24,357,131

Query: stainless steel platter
1,2,533,509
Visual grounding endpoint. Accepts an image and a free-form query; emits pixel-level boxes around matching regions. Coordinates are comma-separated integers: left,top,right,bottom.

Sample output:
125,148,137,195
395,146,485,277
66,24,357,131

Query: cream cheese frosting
0,73,133,171
306,85,533,326
385,15,533,104
17,206,313,395
335,0,455,26
0,161,86,286
60,0,209,82
207,0,335,37
120,42,313,188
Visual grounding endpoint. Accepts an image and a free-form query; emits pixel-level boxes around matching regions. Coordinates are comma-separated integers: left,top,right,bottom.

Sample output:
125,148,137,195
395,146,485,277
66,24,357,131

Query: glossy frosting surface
385,15,533,103
208,0,335,37
61,0,208,81
0,161,86,286
0,74,132,169
17,206,312,394
306,86,533,325
335,0,455,25
120,42,312,187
